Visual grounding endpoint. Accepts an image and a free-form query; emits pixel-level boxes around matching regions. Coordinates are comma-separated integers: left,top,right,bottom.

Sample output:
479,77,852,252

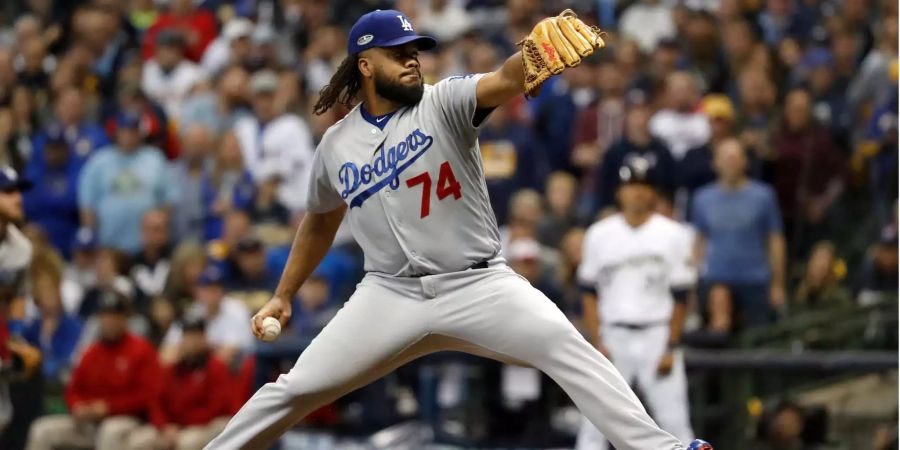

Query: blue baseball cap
0,166,31,191
347,9,436,56
197,266,225,286
115,111,142,130
72,227,98,252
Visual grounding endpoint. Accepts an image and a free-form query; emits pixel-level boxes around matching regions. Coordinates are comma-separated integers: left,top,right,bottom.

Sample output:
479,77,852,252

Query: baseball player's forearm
581,293,601,347
273,206,347,302
666,301,686,347
475,51,526,109
768,233,786,288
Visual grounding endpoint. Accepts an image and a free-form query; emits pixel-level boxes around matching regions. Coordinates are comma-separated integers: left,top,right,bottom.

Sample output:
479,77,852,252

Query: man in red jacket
26,290,160,450
126,315,231,450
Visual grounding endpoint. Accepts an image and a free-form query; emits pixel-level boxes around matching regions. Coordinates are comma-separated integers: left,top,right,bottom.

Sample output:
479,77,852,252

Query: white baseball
261,317,281,342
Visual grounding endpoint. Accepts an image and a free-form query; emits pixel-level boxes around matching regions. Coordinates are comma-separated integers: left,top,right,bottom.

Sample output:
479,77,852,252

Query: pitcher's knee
281,369,344,404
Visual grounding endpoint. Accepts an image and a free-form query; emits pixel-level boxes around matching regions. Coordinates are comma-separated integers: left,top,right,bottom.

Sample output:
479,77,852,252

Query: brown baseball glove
518,9,606,97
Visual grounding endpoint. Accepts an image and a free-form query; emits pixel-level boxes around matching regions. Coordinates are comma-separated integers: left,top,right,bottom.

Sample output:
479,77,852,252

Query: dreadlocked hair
313,54,361,115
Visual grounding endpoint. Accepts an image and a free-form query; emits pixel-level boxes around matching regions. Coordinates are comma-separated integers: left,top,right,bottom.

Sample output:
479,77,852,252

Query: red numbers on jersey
405,161,463,218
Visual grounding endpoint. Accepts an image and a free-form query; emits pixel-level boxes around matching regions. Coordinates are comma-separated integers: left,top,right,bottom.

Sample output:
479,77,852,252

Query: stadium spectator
78,111,173,254
202,132,255,242
226,235,279,307
162,241,206,309
15,36,51,107
771,89,845,255
537,171,579,248
35,88,109,167
0,166,35,434
792,241,852,313
619,0,676,54
7,86,38,163
856,225,899,305
200,18,254,76
22,259,83,383
756,0,812,46
650,71,710,161
416,0,472,42
479,102,546,225
23,127,83,258
501,189,545,249
533,63,597,174
180,65,251,137
69,6,134,98
596,105,676,213
846,10,898,130
798,48,849,144
64,228,98,311
26,289,159,450
692,139,786,333
141,0,217,63
683,11,728,93
126,316,230,450
110,82,174,158
571,60,628,173
129,209,172,303
170,124,215,241
736,69,778,161
169,266,253,369
141,30,206,123
679,94,762,215
233,70,315,219
508,238,564,310
77,247,135,319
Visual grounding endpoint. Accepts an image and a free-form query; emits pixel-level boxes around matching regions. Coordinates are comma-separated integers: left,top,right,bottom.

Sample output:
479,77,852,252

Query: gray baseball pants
204,264,684,450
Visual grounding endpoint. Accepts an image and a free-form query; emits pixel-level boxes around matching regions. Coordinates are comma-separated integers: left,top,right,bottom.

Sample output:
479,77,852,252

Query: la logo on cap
357,34,374,45
397,15,413,31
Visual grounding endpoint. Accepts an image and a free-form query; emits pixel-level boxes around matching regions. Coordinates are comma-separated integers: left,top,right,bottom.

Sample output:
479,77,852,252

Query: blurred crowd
0,0,896,448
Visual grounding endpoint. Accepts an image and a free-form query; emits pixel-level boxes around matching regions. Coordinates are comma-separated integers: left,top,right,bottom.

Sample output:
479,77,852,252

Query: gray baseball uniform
205,75,684,450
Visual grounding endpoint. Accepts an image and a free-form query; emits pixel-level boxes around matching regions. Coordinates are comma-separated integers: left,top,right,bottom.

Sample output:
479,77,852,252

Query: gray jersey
306,74,502,276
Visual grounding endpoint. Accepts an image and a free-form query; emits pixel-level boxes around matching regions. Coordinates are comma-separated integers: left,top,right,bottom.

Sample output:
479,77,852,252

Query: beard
374,70,424,106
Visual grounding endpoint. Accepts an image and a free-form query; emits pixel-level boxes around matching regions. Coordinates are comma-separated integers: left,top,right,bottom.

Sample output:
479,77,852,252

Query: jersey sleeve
577,227,601,291
304,145,344,214
667,226,697,290
430,74,488,140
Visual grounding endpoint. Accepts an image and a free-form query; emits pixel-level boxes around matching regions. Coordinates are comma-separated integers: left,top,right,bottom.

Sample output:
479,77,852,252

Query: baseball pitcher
206,9,712,450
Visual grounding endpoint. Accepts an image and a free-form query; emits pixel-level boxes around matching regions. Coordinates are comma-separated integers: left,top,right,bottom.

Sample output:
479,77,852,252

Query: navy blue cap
0,166,32,191
347,10,436,56
96,288,131,314
197,266,225,286
180,313,206,333
44,124,67,145
618,155,661,187
801,47,834,70
73,227,98,251
115,111,142,129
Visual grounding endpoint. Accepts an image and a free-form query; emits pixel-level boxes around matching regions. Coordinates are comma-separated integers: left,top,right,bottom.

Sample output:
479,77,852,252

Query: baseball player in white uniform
206,10,712,450
576,156,697,449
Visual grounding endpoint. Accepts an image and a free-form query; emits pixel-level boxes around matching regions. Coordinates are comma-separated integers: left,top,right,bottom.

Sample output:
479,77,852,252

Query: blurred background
0,0,896,449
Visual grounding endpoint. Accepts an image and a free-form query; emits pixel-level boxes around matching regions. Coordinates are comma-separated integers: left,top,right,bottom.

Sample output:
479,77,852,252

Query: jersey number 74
405,161,462,218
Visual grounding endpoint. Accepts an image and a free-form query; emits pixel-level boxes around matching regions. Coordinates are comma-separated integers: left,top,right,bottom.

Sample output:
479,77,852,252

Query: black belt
407,259,490,278
608,321,668,330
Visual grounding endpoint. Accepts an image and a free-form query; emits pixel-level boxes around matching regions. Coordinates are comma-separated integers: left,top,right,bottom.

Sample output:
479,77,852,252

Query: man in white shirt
233,70,315,218
619,0,676,54
141,30,207,124
159,266,254,365
576,157,696,449
649,71,710,161
200,18,253,76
